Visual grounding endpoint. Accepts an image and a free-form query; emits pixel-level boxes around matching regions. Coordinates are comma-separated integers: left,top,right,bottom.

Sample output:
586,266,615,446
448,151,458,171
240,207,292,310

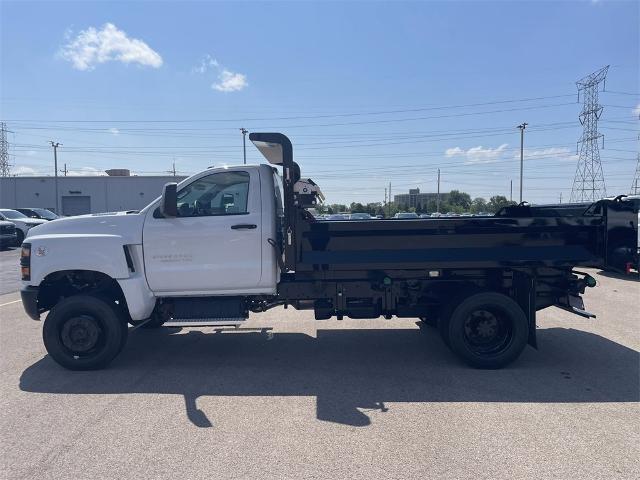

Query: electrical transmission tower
0,122,10,177
570,65,609,202
631,155,640,195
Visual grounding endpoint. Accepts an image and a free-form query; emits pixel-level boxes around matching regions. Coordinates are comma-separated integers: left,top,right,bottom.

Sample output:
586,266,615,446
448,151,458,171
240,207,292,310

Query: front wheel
447,292,529,369
16,229,24,246
43,295,128,370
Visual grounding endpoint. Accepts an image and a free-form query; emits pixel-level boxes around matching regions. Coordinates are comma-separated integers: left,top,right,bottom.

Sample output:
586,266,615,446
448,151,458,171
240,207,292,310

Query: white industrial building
0,173,188,215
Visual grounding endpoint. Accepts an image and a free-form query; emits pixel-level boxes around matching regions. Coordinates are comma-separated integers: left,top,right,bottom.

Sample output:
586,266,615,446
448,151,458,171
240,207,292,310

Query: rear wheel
43,295,127,370
446,292,529,369
16,229,24,245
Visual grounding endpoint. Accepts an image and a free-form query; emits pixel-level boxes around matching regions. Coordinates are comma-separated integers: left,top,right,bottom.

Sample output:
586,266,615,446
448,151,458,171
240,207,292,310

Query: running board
164,317,246,327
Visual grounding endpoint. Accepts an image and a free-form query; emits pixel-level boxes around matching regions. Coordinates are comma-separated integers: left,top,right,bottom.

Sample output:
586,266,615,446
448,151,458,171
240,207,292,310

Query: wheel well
38,270,127,314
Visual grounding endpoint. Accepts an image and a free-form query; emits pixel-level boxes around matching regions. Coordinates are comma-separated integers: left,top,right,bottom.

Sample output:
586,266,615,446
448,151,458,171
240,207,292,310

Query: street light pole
436,168,441,213
49,141,62,214
517,123,528,203
240,128,248,165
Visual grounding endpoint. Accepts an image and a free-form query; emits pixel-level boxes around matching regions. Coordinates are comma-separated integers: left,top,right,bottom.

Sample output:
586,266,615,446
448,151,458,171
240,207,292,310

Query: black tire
43,295,128,370
447,292,529,369
16,229,24,246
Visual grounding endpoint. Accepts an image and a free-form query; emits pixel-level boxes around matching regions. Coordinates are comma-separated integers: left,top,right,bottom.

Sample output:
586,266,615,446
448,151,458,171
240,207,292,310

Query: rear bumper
20,286,40,320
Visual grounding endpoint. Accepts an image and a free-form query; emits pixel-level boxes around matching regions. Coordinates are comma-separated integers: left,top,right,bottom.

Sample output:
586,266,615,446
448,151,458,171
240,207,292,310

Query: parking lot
0,247,20,296
0,266,638,479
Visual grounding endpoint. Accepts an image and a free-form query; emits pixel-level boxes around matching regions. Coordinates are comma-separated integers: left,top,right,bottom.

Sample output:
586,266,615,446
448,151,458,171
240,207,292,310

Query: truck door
142,168,263,294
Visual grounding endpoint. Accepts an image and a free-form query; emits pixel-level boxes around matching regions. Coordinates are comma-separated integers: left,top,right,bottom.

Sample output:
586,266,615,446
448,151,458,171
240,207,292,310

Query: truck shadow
19,326,639,428
596,269,639,282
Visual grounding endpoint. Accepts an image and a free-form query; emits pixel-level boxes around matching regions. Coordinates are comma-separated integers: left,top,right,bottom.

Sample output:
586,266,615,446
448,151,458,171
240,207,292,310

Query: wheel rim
462,308,514,356
60,315,104,357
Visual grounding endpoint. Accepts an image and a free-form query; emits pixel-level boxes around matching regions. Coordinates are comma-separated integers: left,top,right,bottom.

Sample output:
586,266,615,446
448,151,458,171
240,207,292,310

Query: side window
176,171,250,217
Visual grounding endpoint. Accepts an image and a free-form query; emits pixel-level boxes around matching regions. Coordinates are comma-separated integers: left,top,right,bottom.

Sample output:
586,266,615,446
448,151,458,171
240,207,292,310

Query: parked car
0,220,18,248
419,214,431,218
0,209,47,245
326,213,350,221
15,208,59,221
394,212,419,219
349,213,372,220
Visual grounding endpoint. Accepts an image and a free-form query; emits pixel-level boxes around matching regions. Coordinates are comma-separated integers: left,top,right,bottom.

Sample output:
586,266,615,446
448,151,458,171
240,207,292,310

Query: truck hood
26,211,145,244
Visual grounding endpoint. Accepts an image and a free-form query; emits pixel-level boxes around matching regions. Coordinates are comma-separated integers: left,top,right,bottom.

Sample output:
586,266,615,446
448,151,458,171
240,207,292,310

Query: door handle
231,223,257,230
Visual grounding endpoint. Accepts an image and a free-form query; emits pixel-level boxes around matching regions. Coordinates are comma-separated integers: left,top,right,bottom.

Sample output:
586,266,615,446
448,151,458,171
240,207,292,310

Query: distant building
394,188,449,209
0,175,188,215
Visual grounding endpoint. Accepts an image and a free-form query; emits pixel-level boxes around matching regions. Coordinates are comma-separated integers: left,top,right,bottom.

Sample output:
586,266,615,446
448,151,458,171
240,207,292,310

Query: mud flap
557,294,596,319
514,271,537,349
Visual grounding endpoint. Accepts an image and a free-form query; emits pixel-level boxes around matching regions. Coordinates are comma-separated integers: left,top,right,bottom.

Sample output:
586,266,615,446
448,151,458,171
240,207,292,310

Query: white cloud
445,144,509,164
108,128,120,135
60,23,163,71
633,103,640,118
519,147,577,163
13,166,39,175
445,147,464,157
193,54,219,74
67,167,105,176
194,54,248,93
212,70,248,92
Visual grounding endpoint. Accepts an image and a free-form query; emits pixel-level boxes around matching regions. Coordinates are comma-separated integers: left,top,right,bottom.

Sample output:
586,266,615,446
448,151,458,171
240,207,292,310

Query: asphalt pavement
0,269,638,479
0,247,20,296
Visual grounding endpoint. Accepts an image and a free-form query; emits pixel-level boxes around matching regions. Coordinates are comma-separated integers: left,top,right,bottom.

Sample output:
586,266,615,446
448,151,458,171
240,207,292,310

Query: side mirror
160,183,178,217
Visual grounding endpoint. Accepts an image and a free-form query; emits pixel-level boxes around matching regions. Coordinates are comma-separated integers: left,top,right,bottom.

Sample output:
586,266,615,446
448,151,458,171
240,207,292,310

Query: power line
0,93,578,123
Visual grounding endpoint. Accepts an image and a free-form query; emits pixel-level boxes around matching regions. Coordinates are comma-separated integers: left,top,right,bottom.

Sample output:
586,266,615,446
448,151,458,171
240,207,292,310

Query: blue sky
1,0,638,204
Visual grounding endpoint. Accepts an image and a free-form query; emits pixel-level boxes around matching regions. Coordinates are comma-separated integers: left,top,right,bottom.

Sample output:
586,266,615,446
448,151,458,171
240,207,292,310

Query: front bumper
0,233,18,246
20,286,40,320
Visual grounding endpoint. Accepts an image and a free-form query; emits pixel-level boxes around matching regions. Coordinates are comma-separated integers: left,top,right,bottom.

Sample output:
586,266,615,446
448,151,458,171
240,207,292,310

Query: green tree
470,197,488,214
487,195,514,213
448,190,472,210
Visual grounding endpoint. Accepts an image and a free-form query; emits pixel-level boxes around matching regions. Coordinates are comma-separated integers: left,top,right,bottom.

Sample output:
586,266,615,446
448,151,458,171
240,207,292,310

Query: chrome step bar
164,317,246,327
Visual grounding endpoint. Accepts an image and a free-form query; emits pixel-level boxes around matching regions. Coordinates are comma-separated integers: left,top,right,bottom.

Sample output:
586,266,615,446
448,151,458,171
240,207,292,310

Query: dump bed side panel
295,216,605,271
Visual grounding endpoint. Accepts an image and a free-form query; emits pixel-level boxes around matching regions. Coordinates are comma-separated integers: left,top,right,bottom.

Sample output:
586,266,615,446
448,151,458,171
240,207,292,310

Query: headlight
20,243,31,281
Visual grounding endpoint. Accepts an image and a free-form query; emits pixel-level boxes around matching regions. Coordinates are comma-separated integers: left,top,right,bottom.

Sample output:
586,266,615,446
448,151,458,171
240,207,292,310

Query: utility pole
559,192,563,204
510,179,513,202
388,182,392,218
0,122,11,177
61,163,68,176
240,128,249,165
517,123,528,203
49,141,62,214
436,168,441,213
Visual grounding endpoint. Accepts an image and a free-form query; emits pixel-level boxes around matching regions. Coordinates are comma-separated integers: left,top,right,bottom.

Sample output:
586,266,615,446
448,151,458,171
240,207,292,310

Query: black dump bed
295,214,606,272
248,132,637,274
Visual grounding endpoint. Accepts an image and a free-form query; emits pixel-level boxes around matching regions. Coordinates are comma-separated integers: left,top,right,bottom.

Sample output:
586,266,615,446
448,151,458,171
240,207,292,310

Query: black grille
0,224,16,234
